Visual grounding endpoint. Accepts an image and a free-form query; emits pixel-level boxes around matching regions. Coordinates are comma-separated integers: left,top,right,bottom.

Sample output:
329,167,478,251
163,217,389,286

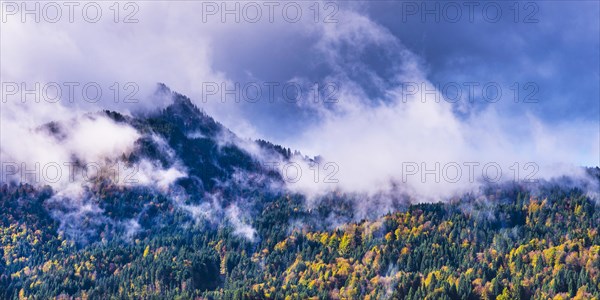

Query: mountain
0,85,599,299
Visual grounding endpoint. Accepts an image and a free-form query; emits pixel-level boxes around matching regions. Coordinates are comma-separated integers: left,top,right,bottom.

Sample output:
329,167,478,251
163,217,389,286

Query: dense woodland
1,89,599,299
1,182,599,299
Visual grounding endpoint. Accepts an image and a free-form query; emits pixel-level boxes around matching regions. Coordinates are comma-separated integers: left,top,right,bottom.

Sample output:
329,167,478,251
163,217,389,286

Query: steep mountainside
0,86,599,299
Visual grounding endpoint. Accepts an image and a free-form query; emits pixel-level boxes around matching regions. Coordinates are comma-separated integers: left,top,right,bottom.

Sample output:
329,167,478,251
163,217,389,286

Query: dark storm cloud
364,1,599,121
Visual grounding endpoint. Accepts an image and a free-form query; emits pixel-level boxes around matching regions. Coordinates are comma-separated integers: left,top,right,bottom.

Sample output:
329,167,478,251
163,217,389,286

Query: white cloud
279,10,599,202
225,204,257,242
2,1,597,207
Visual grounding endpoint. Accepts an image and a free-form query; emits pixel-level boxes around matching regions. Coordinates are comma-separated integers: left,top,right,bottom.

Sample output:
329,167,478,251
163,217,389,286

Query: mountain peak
155,84,223,138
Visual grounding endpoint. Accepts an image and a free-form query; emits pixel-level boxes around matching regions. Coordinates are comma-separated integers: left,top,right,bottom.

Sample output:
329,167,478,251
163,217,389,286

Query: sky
1,0,599,200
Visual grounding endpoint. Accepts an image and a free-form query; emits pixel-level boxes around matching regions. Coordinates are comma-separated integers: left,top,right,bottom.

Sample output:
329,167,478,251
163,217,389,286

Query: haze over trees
1,90,598,299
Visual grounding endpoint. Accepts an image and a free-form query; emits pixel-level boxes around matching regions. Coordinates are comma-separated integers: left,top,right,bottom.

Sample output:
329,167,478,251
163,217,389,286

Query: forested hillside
1,88,598,299
1,182,599,299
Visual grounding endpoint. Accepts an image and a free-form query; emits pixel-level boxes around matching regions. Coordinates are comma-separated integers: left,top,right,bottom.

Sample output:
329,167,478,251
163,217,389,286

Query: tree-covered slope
1,86,598,299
